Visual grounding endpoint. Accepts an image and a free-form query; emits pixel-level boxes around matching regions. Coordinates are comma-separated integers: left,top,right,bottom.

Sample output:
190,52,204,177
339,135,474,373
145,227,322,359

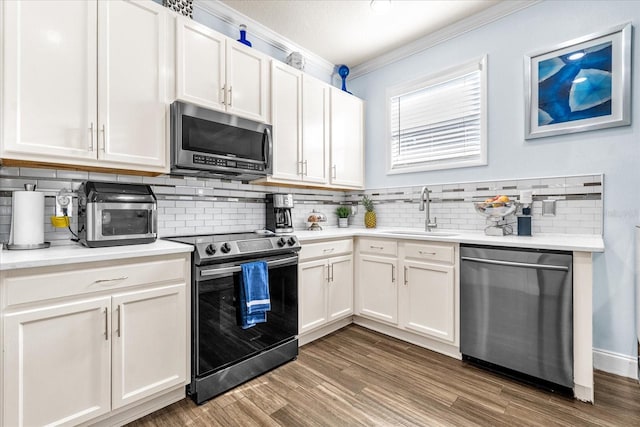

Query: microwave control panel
193,154,264,171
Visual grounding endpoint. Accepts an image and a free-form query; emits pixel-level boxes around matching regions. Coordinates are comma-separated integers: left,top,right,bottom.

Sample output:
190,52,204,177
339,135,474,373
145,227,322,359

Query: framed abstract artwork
524,23,632,139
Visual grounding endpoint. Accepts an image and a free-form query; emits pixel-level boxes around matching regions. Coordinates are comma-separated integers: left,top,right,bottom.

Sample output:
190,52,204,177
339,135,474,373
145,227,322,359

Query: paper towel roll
10,190,45,245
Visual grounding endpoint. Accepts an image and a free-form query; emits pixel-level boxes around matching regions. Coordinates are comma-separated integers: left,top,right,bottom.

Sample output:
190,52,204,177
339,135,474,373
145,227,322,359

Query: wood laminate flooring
128,325,640,426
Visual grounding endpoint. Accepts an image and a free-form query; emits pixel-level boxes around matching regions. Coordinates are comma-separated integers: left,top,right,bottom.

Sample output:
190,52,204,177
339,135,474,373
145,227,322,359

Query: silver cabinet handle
297,161,303,176
461,256,570,272
104,307,109,340
228,85,233,107
89,122,95,150
331,264,334,282
324,264,329,282
93,276,128,285
323,248,335,253
116,305,121,337
369,245,384,250
391,264,395,282
332,165,337,179
303,160,308,176
221,85,226,105
418,250,437,256
404,266,409,286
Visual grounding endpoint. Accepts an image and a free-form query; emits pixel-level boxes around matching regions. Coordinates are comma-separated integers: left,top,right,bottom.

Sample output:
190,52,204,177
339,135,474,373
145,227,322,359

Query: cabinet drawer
359,238,397,256
3,254,189,307
404,242,455,264
300,239,353,261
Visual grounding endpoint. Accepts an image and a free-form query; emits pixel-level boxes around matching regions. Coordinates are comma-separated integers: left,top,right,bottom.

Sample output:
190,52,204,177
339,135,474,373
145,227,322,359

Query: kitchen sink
381,230,459,237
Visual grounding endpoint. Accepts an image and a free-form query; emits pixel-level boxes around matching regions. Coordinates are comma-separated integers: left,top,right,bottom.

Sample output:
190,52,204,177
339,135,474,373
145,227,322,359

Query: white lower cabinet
356,238,459,347
1,253,190,426
400,259,455,343
3,297,112,426
299,239,353,336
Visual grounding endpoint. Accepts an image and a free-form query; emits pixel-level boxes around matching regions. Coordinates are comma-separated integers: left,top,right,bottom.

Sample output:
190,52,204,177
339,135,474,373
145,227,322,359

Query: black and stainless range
165,232,300,404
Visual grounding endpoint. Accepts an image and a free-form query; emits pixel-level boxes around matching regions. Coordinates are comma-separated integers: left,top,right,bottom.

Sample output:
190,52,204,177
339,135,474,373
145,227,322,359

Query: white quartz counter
0,240,193,271
294,227,604,253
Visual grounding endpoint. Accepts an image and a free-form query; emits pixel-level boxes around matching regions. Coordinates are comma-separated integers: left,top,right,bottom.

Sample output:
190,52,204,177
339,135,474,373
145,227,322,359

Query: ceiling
218,0,504,68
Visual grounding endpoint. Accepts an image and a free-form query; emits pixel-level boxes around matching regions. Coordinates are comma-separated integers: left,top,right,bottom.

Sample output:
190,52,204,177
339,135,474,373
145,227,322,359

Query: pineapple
362,195,376,228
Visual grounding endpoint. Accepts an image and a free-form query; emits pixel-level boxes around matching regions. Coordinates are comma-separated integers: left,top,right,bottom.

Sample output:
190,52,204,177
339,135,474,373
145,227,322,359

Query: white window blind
388,58,486,173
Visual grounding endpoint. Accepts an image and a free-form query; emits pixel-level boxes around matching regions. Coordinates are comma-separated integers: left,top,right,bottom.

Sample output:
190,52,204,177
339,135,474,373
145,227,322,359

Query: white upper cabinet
301,75,330,184
330,87,364,188
98,0,167,169
175,16,226,111
175,17,268,123
1,0,98,161
271,61,303,181
0,0,168,173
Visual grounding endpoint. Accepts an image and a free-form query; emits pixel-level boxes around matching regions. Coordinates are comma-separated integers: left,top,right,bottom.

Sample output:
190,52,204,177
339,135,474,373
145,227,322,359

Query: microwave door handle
150,209,157,234
263,127,272,170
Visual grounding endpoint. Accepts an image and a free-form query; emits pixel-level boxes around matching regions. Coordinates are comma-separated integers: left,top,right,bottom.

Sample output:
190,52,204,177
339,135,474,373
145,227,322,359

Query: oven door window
182,115,266,162
101,209,151,236
196,263,297,376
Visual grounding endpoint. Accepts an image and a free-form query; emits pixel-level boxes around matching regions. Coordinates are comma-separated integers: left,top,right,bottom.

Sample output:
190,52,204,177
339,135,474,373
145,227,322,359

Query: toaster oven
77,181,157,247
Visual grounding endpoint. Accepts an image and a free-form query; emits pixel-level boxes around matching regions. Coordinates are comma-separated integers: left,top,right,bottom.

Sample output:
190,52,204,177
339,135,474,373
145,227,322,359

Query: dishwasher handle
461,256,570,272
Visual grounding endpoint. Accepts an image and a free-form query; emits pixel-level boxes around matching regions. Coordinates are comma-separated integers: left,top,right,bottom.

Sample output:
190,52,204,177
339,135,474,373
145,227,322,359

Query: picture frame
524,23,632,139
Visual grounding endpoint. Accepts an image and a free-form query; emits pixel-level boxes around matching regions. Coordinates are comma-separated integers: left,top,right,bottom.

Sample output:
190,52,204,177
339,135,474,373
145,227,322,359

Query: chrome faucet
419,186,437,231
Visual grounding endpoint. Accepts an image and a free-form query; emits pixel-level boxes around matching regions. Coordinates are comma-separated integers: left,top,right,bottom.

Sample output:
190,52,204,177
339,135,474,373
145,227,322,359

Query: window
387,56,487,174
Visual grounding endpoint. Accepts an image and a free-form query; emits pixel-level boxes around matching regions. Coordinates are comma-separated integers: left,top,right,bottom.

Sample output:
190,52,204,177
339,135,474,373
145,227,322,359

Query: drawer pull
418,250,437,256
93,276,128,285
369,245,384,250
404,266,409,286
391,264,395,283
323,248,335,253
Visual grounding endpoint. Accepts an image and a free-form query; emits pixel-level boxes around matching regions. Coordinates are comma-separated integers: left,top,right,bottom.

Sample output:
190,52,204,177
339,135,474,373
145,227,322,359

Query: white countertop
294,227,604,253
0,240,193,271
1,228,603,272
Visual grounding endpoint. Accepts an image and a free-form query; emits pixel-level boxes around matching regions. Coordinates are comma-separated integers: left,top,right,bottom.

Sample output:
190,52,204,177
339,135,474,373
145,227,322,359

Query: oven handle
199,255,298,279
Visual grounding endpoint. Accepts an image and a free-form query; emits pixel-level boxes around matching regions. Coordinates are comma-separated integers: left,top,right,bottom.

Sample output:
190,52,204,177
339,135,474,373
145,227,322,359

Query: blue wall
349,0,640,360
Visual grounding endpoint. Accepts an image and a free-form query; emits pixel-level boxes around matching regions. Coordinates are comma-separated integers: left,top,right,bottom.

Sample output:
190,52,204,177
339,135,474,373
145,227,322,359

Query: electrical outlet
55,189,73,217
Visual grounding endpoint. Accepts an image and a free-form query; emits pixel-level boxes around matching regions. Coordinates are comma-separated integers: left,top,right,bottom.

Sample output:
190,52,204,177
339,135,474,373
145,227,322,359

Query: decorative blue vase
338,65,351,94
237,24,252,47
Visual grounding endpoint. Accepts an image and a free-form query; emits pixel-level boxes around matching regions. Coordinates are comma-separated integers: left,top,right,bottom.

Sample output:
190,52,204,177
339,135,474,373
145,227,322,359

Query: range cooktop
164,231,300,265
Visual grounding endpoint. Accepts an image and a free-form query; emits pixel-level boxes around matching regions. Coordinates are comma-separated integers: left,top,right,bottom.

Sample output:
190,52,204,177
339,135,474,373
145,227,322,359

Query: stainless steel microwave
77,181,157,248
170,101,272,181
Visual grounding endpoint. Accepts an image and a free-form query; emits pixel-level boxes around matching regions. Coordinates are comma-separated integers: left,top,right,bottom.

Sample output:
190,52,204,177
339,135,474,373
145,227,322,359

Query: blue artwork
537,41,612,126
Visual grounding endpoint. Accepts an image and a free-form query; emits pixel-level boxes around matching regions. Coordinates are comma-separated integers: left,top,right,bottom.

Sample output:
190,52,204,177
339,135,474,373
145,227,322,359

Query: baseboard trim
593,348,638,380
299,317,353,346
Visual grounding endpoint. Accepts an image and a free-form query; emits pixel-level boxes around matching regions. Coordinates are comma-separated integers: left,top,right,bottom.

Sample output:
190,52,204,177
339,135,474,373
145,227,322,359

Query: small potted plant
336,206,351,228
362,195,376,228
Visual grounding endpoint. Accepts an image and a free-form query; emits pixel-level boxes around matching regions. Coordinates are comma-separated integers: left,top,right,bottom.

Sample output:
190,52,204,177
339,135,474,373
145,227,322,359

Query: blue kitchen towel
239,261,270,329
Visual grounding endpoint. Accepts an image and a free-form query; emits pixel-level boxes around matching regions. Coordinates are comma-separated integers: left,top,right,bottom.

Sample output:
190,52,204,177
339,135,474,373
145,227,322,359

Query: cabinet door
98,0,167,171
330,88,364,188
175,16,226,111
1,0,98,162
111,283,187,409
3,297,111,427
328,255,354,321
226,40,268,122
299,259,328,334
358,254,397,324
271,61,302,181
401,260,455,343
302,75,330,184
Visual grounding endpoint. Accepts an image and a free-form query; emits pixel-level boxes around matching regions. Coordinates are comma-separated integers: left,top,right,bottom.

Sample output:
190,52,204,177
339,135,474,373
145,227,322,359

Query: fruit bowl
473,202,517,218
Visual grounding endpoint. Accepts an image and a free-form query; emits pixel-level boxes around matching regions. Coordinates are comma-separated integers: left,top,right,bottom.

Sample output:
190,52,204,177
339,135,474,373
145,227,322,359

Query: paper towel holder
5,183,51,250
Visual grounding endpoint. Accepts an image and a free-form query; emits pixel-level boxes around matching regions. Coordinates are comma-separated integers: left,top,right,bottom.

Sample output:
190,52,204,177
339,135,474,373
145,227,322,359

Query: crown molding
350,0,542,79
194,0,337,77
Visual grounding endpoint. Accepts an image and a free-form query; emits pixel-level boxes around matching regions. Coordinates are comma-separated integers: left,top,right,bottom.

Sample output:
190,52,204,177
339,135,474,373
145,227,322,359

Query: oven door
194,253,298,378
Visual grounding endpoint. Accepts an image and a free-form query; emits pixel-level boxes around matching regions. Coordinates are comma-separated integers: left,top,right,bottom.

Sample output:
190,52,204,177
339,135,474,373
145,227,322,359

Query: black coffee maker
266,193,294,233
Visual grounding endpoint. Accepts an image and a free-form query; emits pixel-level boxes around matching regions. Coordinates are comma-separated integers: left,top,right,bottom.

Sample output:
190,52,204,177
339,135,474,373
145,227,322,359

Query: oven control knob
205,244,216,255
277,237,286,247
287,237,297,246
220,242,231,253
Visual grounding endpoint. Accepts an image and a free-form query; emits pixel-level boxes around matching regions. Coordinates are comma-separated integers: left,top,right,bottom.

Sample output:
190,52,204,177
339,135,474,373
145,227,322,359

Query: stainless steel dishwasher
460,244,573,392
